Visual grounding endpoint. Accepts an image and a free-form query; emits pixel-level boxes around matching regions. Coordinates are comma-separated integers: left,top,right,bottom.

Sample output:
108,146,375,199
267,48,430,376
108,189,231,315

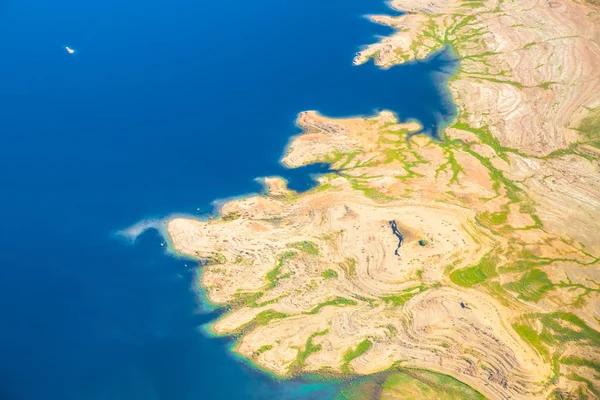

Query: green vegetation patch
451,122,510,161
341,339,372,372
497,248,551,273
207,253,227,265
347,176,394,202
231,291,287,309
450,254,497,287
576,106,600,140
222,211,241,221
560,356,600,373
381,368,486,399
513,312,600,370
305,297,357,315
541,312,600,346
253,344,273,357
231,291,264,308
290,329,329,372
479,210,508,225
448,121,544,229
265,251,297,290
513,323,549,359
255,310,289,326
321,269,338,279
568,373,600,398
382,285,427,307
434,148,464,184
288,241,319,255
504,269,554,302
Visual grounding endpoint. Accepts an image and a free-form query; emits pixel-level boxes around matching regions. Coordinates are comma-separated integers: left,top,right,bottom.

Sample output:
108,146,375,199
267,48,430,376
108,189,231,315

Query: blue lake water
0,0,456,398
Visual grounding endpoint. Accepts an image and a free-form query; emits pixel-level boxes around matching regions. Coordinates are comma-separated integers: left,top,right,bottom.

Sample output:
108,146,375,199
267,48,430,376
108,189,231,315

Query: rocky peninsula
167,0,600,398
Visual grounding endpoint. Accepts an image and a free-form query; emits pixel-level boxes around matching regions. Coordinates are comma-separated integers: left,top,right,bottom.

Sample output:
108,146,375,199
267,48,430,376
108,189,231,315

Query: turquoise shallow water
0,0,456,398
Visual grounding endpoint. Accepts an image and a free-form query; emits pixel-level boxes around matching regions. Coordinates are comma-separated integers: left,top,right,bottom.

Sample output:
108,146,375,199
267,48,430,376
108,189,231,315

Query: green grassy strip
230,291,264,308
514,312,600,367
560,356,600,373
576,106,600,140
341,339,372,373
568,374,600,398
541,313,600,346
346,176,394,202
513,323,549,359
382,285,427,307
253,344,273,357
288,241,319,255
255,310,289,326
207,253,227,265
304,297,357,315
451,122,510,161
265,251,297,290
434,148,464,184
291,329,330,372
504,269,554,302
222,211,241,221
450,254,497,287
482,210,508,225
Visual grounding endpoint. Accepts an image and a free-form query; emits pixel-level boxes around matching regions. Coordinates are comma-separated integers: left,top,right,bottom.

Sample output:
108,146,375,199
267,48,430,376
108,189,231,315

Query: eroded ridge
168,107,600,399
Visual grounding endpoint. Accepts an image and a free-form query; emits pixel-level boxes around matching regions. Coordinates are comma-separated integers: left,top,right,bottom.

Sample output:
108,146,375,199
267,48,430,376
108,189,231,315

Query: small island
167,0,600,398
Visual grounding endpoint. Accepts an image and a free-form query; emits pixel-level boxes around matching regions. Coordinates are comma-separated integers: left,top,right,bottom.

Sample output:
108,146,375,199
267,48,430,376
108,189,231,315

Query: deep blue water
0,0,455,399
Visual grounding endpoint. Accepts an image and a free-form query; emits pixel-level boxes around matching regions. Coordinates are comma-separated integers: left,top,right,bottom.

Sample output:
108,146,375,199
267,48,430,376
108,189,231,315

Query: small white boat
65,46,75,54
